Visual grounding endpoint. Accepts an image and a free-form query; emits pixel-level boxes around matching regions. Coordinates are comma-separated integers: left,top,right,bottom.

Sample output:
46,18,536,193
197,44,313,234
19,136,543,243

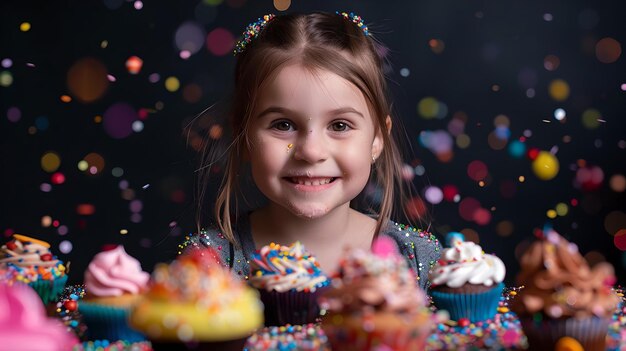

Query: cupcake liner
150,338,246,351
79,302,146,342
430,282,504,322
28,274,68,304
259,287,328,326
519,315,610,351
323,322,429,351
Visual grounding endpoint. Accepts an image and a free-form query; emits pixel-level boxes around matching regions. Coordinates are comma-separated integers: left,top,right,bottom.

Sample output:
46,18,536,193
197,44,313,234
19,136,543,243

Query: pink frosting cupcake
0,282,78,350
80,245,150,342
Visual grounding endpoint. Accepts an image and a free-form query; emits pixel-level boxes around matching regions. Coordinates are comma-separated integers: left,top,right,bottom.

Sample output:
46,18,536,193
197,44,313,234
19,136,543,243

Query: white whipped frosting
429,240,505,288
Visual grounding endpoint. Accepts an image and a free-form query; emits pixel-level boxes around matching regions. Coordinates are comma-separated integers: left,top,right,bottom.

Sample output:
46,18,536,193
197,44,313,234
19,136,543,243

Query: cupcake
0,234,68,304
510,230,620,351
79,245,149,342
244,323,329,351
249,241,330,326
428,232,506,322
319,236,432,351
129,247,263,350
0,282,78,350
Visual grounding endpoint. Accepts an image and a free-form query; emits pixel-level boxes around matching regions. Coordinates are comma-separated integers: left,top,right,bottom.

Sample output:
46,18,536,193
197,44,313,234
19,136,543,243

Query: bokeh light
467,160,488,181
508,140,526,158
125,56,143,74
175,21,206,55
418,97,440,119
273,0,291,11
428,39,445,54
459,197,480,221
549,79,570,101
59,240,73,254
531,151,559,180
614,229,626,251
609,174,626,192
543,54,560,71
424,186,443,204
495,221,514,236
103,102,138,139
7,106,21,123
0,71,13,87
41,152,61,173
165,76,180,92
595,37,622,64
581,108,601,129
67,57,109,103
206,28,234,56
82,153,105,175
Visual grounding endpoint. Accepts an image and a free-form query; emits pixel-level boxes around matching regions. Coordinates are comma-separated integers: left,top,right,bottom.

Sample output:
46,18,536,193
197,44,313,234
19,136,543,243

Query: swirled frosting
84,245,149,297
320,236,428,315
0,234,66,283
511,230,619,319
249,242,329,293
0,283,78,350
428,238,505,288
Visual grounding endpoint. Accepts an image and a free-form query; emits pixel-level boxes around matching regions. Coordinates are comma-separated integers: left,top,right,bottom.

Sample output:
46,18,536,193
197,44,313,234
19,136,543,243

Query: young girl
179,12,441,290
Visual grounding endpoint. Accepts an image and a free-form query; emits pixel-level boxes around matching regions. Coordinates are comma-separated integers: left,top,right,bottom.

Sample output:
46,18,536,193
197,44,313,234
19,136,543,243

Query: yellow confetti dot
77,160,88,171
509,291,517,296
60,95,72,103
547,209,557,219
532,151,559,180
120,229,128,235
555,336,583,351
518,176,525,183
20,22,31,32
417,97,439,119
165,76,180,92
556,202,569,216
497,307,509,313
549,79,570,101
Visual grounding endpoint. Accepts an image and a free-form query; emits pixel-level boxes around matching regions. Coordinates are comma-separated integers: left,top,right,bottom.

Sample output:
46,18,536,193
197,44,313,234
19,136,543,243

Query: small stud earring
371,155,376,164
287,143,293,153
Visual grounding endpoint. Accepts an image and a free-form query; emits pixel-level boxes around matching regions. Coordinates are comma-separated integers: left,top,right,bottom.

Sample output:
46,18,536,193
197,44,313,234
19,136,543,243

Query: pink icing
84,245,150,297
0,283,78,350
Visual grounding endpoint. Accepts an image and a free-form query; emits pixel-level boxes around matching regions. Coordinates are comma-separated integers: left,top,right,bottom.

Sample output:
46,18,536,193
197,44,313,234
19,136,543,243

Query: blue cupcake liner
28,274,68,304
79,302,146,342
430,282,504,322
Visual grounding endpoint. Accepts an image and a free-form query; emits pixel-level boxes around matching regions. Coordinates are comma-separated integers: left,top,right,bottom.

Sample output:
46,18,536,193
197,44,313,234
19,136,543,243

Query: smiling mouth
284,177,337,186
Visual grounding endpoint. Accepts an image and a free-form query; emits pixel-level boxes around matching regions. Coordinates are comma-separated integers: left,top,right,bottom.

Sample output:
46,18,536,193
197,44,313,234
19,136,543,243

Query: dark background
1,0,625,285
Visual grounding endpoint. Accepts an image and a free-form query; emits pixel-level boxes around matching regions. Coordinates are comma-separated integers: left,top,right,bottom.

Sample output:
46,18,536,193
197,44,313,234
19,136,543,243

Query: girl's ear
372,115,392,159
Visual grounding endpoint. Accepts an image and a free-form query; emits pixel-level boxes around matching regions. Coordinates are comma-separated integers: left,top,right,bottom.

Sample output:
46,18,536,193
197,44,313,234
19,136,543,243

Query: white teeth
290,177,333,185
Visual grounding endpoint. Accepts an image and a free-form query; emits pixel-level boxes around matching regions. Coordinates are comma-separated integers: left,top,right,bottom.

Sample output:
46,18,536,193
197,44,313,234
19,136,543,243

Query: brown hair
199,12,423,245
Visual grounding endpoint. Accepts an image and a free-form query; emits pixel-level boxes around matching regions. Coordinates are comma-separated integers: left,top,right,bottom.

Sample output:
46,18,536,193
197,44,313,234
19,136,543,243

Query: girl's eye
271,120,293,131
330,121,350,132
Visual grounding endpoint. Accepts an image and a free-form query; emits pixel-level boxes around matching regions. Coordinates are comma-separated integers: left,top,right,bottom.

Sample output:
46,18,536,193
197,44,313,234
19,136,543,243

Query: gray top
178,214,442,291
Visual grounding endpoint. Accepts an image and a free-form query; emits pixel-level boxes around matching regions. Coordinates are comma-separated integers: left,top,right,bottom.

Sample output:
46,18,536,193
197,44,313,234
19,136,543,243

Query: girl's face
247,64,383,219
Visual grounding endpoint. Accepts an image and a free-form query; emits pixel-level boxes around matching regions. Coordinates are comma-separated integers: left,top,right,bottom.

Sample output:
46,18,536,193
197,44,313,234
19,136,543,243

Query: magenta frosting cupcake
80,245,150,342
0,282,78,350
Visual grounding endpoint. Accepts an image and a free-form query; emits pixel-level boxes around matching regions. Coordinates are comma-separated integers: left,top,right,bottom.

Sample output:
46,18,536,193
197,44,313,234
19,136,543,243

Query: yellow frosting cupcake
129,248,263,346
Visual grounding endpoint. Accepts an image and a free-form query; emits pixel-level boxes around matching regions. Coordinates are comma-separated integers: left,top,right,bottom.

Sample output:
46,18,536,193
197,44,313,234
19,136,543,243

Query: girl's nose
292,132,328,163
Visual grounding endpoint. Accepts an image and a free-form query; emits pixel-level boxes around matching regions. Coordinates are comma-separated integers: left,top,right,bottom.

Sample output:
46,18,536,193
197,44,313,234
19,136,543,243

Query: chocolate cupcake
510,230,619,351
249,241,330,326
